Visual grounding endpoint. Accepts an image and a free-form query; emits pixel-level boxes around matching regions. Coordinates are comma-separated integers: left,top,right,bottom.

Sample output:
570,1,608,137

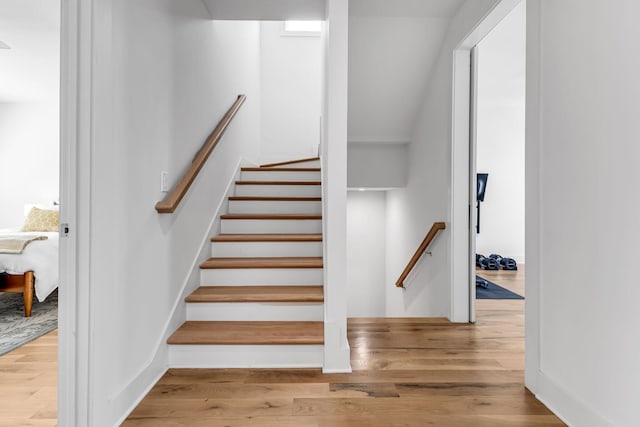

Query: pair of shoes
476,276,490,288
476,254,499,270
488,254,518,271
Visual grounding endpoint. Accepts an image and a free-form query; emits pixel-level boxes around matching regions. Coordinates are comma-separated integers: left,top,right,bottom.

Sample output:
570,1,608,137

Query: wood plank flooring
126,266,565,426
0,266,565,426
0,330,57,427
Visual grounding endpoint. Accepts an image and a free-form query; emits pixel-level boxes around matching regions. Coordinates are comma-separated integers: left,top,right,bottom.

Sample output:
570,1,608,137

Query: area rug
476,276,524,299
0,290,58,355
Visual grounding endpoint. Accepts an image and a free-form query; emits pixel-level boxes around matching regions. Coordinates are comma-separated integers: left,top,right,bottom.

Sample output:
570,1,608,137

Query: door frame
450,0,523,320
468,45,479,324
59,1,83,424
59,0,112,424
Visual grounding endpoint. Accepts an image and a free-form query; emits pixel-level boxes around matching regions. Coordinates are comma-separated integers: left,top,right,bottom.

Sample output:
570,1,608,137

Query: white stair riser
200,268,323,285
168,344,323,368
186,302,323,321
268,160,320,168
212,241,323,257
221,219,322,234
235,185,321,197
241,171,320,182
228,200,321,215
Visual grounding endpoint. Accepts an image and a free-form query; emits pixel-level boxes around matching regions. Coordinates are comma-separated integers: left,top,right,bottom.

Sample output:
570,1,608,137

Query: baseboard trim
322,322,352,373
536,370,615,427
322,368,353,374
112,366,167,426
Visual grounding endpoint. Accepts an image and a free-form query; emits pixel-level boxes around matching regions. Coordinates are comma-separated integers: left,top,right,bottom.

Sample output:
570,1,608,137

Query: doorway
470,2,526,321
0,0,61,423
450,0,525,324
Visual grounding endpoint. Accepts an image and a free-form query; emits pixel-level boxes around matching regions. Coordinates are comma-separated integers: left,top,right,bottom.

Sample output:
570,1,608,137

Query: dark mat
476,276,524,300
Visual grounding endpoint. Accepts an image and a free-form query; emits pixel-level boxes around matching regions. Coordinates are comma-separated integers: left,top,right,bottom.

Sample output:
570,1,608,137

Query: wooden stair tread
241,167,320,172
235,181,320,185
260,157,320,168
200,257,323,269
167,321,324,345
220,214,321,220
186,286,324,303
229,196,321,201
212,233,322,242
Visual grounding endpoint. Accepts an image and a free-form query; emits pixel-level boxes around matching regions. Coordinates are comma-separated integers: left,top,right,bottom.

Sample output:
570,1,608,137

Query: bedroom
0,0,60,372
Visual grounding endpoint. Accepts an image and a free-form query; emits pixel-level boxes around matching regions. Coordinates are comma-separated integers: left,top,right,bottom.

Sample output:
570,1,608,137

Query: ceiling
202,0,325,20
0,0,60,103
348,0,465,144
350,0,465,18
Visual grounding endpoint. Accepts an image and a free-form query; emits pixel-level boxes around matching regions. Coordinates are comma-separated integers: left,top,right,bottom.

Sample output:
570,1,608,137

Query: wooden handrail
395,222,446,288
155,95,247,213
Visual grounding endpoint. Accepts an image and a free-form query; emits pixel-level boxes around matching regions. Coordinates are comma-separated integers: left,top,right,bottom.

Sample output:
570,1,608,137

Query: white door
469,46,479,323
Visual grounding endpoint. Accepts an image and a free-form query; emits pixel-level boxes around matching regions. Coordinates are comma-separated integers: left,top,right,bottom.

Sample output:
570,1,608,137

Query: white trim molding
536,370,615,427
524,0,541,395
321,0,352,373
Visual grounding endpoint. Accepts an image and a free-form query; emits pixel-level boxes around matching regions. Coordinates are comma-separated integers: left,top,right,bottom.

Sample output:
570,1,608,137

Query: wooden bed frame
0,272,35,317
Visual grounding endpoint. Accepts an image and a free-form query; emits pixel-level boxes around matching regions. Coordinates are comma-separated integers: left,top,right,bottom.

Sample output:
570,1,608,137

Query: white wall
475,2,526,261
347,142,408,189
527,1,640,426
87,1,262,424
260,21,322,163
0,0,60,227
0,103,59,226
346,191,386,317
384,0,500,319
348,0,463,144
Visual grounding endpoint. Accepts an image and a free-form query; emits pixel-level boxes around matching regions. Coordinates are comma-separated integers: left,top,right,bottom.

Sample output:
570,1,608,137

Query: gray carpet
0,290,58,355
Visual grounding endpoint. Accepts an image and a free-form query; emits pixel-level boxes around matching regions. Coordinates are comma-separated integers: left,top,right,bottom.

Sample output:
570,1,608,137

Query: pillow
21,207,59,232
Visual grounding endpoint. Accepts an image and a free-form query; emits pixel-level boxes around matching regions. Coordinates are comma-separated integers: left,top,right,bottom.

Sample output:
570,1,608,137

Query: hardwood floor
0,330,57,427
0,267,564,426
125,266,564,426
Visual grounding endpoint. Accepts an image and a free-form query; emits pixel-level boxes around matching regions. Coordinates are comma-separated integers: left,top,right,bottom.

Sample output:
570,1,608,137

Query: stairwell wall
259,21,322,164
88,1,262,424
384,0,500,318
346,191,387,317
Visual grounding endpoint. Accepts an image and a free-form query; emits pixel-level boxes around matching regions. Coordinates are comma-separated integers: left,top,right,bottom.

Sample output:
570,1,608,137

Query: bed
0,230,59,317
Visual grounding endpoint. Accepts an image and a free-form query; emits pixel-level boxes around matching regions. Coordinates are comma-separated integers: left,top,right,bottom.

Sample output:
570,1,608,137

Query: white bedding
0,229,59,302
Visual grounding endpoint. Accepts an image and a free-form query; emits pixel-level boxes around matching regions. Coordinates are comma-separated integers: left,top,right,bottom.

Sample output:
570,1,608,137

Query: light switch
160,171,169,192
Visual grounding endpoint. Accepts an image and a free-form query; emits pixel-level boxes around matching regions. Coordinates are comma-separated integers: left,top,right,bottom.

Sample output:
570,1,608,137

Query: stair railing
155,94,247,214
395,222,446,288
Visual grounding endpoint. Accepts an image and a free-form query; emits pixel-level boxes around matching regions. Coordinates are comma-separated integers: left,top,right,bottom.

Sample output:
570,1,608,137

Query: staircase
167,157,325,368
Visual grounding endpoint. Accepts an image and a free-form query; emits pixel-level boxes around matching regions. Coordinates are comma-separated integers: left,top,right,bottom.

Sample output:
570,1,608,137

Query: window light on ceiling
0,40,11,49
284,21,322,33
